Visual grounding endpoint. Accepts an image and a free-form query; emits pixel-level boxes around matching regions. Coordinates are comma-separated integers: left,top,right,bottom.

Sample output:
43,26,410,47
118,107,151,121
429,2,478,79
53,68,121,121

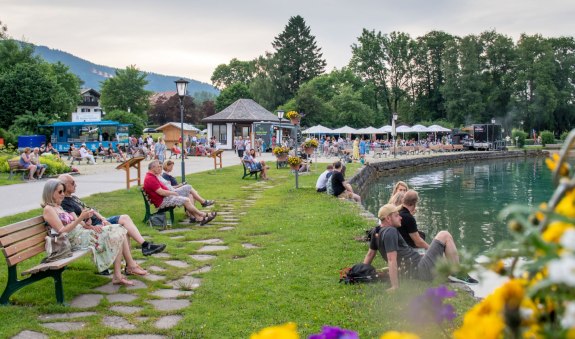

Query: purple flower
309,326,359,339
409,285,457,324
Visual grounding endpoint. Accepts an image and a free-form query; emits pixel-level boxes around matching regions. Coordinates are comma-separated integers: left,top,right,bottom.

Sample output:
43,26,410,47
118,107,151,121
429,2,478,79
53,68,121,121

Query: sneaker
142,242,166,256
201,200,215,207
448,274,479,285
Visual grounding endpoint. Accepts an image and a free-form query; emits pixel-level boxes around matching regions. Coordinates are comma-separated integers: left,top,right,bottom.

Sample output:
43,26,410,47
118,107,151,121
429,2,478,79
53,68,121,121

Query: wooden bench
429,144,443,153
140,188,175,228
417,146,431,155
242,160,261,180
69,150,90,165
453,144,464,151
0,216,89,304
372,147,390,158
7,159,30,180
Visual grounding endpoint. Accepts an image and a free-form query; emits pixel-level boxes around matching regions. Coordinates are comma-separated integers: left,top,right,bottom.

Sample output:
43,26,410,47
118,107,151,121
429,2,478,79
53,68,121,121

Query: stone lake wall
349,150,548,197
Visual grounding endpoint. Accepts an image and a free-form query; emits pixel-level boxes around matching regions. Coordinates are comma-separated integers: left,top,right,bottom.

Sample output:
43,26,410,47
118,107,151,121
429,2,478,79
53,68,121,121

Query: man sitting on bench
143,160,216,226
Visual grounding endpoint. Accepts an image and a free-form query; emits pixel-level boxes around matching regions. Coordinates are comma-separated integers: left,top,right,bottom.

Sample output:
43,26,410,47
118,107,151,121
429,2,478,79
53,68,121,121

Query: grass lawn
0,163,476,338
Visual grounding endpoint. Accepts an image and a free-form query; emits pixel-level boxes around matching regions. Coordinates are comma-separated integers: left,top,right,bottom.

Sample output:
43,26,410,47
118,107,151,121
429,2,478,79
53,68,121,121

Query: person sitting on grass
58,174,166,276
316,164,334,192
330,161,361,202
161,160,215,208
398,190,428,249
143,160,216,226
243,148,269,180
363,204,478,290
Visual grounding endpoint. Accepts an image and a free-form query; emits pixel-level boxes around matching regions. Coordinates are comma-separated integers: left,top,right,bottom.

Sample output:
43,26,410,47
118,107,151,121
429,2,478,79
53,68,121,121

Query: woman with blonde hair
388,191,406,206
155,136,166,163
391,181,409,196
20,147,38,180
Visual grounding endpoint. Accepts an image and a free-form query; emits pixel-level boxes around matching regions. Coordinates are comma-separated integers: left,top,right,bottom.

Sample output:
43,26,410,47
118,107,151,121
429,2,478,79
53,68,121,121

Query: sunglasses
57,190,65,194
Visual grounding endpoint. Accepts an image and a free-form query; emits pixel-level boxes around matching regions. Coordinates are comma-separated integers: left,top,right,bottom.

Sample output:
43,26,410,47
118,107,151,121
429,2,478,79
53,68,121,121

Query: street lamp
175,78,189,183
277,110,284,146
490,118,496,150
392,112,398,158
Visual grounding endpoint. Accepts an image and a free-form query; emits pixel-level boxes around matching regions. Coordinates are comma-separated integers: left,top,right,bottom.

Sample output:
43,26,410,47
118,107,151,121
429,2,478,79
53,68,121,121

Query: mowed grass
0,163,476,338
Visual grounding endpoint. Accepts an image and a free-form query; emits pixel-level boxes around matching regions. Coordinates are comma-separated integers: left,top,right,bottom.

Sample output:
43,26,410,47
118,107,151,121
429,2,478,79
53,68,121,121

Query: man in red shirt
143,160,216,226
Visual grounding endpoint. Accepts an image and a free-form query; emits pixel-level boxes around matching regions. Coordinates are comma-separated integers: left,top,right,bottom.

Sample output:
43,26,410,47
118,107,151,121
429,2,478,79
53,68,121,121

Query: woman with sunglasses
42,179,134,286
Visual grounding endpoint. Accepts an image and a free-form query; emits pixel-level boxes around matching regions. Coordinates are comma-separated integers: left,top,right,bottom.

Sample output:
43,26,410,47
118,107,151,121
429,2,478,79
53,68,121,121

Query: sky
2,0,575,85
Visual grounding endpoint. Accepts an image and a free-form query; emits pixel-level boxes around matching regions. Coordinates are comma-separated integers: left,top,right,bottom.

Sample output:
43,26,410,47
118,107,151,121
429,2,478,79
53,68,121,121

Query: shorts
251,163,262,171
175,185,192,197
415,239,446,281
106,215,121,224
159,195,189,209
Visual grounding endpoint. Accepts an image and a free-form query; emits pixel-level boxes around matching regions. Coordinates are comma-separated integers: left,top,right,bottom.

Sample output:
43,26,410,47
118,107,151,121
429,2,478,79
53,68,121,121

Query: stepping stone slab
142,273,166,281
95,282,121,294
242,243,260,249
160,228,192,234
103,316,136,330
107,294,138,303
190,238,223,244
108,335,166,339
126,280,147,290
110,306,142,314
170,235,185,239
38,312,97,321
170,276,202,290
151,253,171,258
215,211,232,215
190,265,212,274
12,330,48,339
41,322,85,332
147,299,190,311
209,222,238,226
218,227,235,231
150,289,193,298
147,265,166,272
197,245,229,252
70,294,103,308
155,315,183,329
165,260,189,268
190,254,216,261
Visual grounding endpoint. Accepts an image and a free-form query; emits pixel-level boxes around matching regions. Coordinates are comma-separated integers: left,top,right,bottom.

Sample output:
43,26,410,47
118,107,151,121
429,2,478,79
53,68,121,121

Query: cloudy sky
2,0,574,84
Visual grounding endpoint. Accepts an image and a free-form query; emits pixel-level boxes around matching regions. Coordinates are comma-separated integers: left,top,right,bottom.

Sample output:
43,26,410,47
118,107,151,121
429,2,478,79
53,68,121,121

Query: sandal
112,276,135,286
200,212,217,226
201,200,215,207
125,265,148,276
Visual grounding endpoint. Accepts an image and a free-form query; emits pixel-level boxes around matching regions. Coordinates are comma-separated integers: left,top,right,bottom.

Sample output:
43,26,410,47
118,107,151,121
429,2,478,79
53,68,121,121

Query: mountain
28,43,219,96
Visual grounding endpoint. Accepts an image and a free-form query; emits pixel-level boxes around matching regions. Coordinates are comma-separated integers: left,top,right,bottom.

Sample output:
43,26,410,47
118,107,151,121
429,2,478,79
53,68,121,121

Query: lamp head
277,110,284,119
175,78,189,98
393,112,398,120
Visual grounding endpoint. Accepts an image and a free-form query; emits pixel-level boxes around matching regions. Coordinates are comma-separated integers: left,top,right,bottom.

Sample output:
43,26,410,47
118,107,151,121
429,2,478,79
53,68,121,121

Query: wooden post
210,149,224,170
115,157,145,190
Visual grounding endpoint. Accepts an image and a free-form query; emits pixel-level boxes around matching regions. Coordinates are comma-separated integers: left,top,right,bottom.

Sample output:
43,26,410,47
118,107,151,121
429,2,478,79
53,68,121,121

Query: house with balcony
72,88,104,122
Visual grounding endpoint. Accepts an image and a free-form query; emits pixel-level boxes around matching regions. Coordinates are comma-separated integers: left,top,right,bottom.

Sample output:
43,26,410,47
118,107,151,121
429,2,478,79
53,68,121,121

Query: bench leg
1,266,67,305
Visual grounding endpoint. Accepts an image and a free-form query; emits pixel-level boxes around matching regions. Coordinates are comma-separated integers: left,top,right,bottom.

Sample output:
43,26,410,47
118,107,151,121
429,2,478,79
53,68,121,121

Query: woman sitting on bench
243,148,269,180
42,179,135,286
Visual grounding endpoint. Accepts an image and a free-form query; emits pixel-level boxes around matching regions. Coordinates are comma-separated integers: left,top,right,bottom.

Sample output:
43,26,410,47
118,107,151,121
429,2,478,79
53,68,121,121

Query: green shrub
0,128,17,147
39,154,71,175
512,129,528,148
0,156,9,173
539,130,555,146
561,131,570,141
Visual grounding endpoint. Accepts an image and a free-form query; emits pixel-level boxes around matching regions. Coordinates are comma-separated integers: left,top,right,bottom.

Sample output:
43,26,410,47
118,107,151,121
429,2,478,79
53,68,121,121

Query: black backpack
339,263,379,284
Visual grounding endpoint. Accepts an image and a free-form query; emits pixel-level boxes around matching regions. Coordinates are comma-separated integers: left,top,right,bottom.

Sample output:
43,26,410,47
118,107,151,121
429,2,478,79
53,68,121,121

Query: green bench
0,216,89,305
242,160,261,180
140,188,175,228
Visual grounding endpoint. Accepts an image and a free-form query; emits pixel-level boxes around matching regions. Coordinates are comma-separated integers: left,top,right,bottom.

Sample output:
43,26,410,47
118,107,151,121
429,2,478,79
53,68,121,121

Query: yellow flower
379,331,420,339
545,153,569,176
454,313,505,339
542,222,574,243
250,322,299,339
491,260,505,274
555,188,575,218
522,324,543,339
535,202,547,222
496,279,525,310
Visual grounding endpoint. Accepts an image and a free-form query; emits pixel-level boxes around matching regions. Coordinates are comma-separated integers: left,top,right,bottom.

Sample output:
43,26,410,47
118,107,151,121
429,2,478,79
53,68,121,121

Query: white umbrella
411,124,431,141
302,124,334,134
396,125,412,133
378,125,393,133
332,126,359,134
428,125,451,132
356,126,380,134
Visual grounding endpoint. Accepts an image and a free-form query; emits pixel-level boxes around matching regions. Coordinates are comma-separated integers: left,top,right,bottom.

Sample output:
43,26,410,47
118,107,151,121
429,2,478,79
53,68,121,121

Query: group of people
19,147,48,180
42,175,167,286
362,181,478,290
315,161,361,202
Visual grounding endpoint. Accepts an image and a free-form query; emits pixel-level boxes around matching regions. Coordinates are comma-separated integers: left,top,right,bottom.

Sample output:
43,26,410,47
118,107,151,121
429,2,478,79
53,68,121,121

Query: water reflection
362,157,553,253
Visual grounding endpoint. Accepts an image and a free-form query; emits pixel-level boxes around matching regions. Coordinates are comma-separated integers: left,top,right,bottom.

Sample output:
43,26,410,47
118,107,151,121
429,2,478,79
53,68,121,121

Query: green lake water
362,157,554,253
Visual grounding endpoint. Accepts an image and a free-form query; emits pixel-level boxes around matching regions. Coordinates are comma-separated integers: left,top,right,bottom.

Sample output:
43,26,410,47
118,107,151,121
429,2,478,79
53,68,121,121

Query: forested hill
28,42,219,96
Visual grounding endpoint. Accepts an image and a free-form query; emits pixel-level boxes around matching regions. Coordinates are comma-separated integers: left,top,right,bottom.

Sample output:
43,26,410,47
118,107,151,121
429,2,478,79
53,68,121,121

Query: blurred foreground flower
409,285,456,325
250,322,299,339
309,325,358,339
379,331,420,339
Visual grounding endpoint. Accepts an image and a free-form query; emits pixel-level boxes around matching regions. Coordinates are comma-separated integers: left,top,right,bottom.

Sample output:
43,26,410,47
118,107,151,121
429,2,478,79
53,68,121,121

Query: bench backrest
8,159,22,170
0,216,46,267
71,150,82,158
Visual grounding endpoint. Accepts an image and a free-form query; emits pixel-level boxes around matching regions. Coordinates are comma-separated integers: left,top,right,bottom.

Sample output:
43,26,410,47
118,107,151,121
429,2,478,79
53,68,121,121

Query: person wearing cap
398,190,428,250
363,204,478,290
79,144,96,164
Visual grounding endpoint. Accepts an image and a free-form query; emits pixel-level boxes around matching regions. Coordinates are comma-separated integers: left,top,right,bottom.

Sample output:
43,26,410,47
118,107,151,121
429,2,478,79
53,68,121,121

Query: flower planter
290,164,301,171
304,147,316,155
290,118,300,125
275,154,288,162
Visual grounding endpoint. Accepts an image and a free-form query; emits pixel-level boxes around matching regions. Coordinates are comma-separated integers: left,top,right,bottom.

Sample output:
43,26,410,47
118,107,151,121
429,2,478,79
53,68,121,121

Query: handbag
42,232,73,263
149,212,167,228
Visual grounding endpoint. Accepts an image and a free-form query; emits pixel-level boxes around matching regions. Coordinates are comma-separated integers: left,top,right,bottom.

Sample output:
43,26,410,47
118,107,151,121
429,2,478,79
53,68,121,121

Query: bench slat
2,232,47,257
0,216,45,238
0,224,46,248
5,242,46,267
22,249,90,276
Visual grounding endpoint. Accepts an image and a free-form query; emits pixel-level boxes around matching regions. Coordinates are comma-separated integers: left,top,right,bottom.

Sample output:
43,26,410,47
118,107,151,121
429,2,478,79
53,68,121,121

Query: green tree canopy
211,58,256,90
215,83,252,112
105,110,145,136
100,65,151,119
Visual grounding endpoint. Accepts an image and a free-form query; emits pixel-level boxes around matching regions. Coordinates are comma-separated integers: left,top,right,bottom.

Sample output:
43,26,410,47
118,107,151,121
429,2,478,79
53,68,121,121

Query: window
212,124,227,144
81,108,91,112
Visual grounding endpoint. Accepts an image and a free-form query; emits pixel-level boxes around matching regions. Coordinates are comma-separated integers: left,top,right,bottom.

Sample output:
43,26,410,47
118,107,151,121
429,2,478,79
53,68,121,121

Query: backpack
339,263,379,284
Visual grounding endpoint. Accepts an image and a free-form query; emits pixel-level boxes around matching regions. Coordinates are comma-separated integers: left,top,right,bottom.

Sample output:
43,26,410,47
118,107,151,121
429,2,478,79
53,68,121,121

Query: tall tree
272,15,326,103
549,37,575,134
148,94,197,126
211,58,256,90
100,65,151,119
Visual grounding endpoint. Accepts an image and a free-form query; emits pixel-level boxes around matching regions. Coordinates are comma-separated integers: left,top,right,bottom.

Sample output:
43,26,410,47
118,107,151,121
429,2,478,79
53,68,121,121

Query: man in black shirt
363,204,477,289
398,190,429,249
330,161,361,202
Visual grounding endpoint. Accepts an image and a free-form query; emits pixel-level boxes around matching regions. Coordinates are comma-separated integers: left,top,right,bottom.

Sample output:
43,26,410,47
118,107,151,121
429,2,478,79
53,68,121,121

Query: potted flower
272,146,290,161
286,111,301,125
303,138,319,155
287,155,302,170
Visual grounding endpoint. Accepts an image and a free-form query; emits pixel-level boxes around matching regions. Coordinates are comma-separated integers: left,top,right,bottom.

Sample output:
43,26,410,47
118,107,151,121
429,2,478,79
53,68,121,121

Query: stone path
12,179,275,338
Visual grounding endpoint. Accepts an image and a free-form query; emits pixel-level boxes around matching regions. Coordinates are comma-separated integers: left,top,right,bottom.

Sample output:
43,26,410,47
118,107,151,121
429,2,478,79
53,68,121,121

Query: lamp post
392,112,398,158
491,118,496,150
175,78,189,183
277,110,284,146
